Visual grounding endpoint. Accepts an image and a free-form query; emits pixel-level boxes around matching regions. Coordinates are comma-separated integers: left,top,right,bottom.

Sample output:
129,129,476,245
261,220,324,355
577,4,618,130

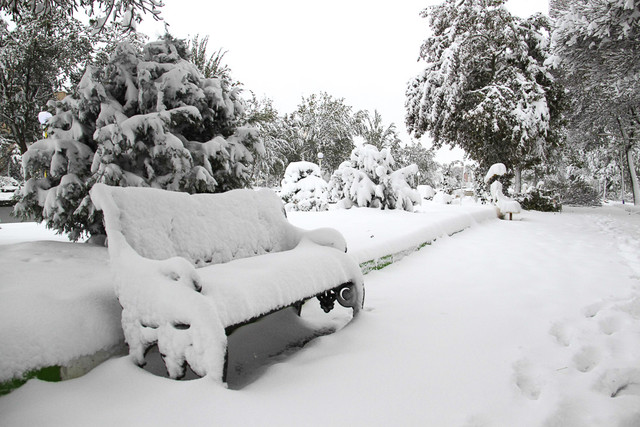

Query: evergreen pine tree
15,36,263,240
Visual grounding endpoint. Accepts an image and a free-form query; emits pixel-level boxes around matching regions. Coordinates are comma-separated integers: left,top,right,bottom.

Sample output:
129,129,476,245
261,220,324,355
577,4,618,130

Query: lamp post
317,152,324,170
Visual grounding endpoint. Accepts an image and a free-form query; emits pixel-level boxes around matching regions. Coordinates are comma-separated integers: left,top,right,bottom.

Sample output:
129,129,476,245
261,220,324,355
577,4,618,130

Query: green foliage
354,109,400,151
243,95,295,187
0,365,61,396
288,92,357,173
396,140,438,186
547,178,601,207
516,188,562,212
187,34,234,84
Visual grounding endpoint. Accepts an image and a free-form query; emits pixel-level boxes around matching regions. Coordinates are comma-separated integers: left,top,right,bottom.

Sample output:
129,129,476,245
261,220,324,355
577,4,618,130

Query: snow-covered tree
287,92,357,174
0,9,94,155
187,34,233,85
552,0,640,204
0,140,22,180
354,109,401,151
243,95,296,187
0,0,162,32
14,36,263,240
405,0,564,192
396,140,439,187
329,144,421,212
280,161,328,212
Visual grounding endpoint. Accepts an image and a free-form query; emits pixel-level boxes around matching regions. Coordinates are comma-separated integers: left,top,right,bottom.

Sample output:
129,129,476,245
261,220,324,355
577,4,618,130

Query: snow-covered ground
1,204,640,426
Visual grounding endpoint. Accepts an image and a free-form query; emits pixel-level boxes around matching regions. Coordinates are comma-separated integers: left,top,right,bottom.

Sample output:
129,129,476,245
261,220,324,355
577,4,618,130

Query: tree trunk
514,167,522,194
626,147,639,205
616,116,639,205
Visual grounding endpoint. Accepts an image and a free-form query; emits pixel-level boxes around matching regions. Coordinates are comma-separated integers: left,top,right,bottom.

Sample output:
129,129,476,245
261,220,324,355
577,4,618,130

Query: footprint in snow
598,314,622,335
549,321,572,347
597,368,640,398
513,359,544,400
572,346,601,373
582,301,607,318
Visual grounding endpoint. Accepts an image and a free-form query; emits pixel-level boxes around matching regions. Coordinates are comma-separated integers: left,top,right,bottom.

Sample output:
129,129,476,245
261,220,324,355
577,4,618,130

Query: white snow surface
485,162,508,183
3,204,640,426
89,184,363,381
0,240,122,382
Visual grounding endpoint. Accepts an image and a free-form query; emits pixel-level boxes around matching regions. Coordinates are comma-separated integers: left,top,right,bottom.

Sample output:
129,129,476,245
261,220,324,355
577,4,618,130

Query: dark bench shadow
141,301,353,389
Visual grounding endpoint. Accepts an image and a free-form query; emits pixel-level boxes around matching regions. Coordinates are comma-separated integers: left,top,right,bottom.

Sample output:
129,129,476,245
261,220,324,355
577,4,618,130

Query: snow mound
484,162,507,184
280,161,328,212
0,241,123,382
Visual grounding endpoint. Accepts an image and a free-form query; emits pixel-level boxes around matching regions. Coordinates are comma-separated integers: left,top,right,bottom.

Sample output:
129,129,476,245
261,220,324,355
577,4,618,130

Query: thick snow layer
417,184,436,199
289,202,498,266
91,185,300,266
0,201,490,385
0,240,122,382
89,184,363,380
280,161,328,212
2,206,640,425
484,162,507,183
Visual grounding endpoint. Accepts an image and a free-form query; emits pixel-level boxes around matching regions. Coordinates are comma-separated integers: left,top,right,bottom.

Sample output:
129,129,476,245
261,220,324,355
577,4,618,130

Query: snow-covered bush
544,177,599,207
14,37,263,240
417,184,436,200
432,190,452,204
516,187,561,212
280,161,328,212
328,144,420,211
0,176,19,192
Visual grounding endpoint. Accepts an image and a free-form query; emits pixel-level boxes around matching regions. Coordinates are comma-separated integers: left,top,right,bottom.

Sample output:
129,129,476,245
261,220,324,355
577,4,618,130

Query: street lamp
317,152,324,170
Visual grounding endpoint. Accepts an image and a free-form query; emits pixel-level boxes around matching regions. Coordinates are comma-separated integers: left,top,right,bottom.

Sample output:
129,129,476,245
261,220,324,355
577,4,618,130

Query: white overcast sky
139,0,549,163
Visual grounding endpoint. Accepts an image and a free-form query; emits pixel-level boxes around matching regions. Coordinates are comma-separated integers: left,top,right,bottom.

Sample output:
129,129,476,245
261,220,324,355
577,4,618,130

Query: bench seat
199,241,362,328
90,184,364,384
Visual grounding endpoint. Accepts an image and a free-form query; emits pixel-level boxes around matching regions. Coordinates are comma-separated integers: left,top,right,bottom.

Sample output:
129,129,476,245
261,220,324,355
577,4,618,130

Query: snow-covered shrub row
544,178,600,207
328,144,420,212
280,161,328,212
14,37,263,240
516,186,561,212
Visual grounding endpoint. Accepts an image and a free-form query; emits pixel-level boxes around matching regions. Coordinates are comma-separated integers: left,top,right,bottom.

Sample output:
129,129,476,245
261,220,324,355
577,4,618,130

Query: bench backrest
91,184,301,267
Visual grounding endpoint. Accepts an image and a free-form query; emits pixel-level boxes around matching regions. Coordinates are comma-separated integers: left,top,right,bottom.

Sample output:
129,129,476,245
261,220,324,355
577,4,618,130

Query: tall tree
187,35,233,84
288,92,357,173
0,9,93,155
406,0,564,192
396,140,439,186
243,94,296,187
355,109,401,151
14,37,262,239
552,0,640,204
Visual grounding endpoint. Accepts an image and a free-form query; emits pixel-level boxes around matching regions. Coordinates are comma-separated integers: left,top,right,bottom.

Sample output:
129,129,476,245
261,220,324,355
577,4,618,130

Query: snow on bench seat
90,184,364,383
199,241,364,328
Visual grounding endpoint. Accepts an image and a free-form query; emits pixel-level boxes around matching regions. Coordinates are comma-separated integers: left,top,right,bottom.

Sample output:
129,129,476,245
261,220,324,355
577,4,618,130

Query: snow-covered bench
90,184,364,384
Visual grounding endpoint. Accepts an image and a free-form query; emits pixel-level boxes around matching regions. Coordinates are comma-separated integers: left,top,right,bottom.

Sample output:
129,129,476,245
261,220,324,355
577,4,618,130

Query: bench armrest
298,227,347,253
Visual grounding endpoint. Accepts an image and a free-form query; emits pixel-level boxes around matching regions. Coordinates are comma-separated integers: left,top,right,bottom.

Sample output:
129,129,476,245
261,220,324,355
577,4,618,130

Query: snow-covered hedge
328,144,421,211
14,37,263,240
280,161,328,212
